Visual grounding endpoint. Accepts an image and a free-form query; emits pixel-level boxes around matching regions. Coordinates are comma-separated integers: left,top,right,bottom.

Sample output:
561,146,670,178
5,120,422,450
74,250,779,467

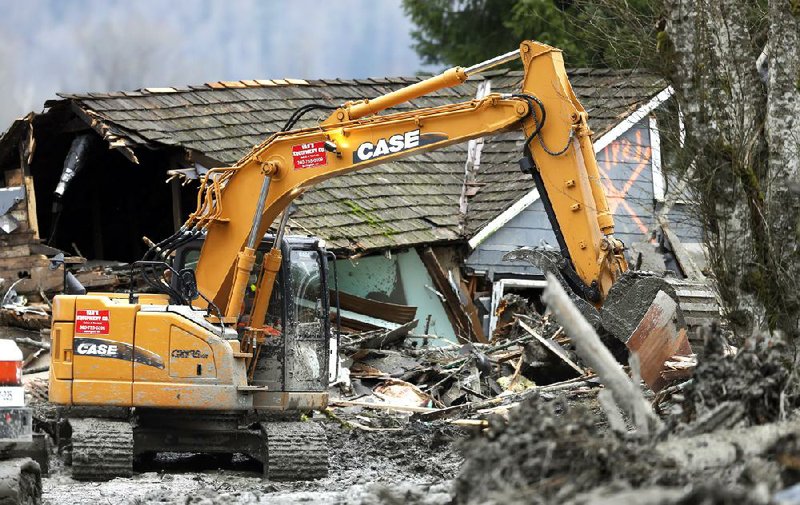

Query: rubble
449,277,800,505
332,303,597,422
1,243,797,505
675,324,798,429
454,395,637,505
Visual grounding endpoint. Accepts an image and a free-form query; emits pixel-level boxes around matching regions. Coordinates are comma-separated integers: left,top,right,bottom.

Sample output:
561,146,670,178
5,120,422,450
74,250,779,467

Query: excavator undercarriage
52,235,333,481
66,409,327,481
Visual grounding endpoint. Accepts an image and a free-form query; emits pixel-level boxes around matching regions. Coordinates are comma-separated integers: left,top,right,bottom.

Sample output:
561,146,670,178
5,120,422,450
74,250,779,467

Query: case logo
76,342,118,356
72,338,165,369
353,130,448,163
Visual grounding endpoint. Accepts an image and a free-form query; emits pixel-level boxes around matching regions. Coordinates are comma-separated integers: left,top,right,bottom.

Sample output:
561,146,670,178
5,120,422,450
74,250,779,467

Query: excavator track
70,418,133,481
261,422,327,481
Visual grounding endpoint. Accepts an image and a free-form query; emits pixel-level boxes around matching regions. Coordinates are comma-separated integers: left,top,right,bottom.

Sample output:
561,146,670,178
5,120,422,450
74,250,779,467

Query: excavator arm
186,41,628,332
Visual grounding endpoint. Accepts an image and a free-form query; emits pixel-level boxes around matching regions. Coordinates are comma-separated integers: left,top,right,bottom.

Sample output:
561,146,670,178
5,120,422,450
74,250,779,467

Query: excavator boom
190,41,628,328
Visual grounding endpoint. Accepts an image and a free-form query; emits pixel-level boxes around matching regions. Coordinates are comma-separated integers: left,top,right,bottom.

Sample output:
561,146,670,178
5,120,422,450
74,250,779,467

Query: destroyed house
0,68,700,343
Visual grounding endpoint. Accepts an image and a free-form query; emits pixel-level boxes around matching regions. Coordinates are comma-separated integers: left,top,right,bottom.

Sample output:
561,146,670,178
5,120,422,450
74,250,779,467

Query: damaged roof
34,69,666,252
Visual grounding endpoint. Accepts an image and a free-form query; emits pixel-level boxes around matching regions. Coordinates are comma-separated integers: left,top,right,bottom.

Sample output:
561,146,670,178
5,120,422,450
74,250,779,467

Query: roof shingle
47,69,666,252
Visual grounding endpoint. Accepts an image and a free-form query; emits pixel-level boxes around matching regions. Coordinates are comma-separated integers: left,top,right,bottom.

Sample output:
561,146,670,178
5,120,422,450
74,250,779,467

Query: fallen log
542,273,662,435
655,418,800,473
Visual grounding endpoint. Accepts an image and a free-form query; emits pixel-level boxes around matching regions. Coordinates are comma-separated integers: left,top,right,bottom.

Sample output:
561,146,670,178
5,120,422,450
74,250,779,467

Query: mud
42,416,466,505
39,349,800,505
454,354,800,505
600,272,683,345
453,394,653,505
677,328,798,430
453,392,800,505
565,482,770,505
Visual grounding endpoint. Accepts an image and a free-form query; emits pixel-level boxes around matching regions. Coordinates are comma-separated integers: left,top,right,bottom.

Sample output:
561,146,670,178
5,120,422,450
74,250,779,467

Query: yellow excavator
48,41,689,480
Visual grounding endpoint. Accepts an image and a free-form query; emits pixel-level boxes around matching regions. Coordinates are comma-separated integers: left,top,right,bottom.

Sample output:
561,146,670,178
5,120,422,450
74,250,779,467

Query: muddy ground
42,413,466,505
39,360,800,505
36,325,800,504
41,391,602,505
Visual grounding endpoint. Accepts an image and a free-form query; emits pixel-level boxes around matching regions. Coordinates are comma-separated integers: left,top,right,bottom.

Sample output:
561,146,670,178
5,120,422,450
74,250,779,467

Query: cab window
290,250,322,328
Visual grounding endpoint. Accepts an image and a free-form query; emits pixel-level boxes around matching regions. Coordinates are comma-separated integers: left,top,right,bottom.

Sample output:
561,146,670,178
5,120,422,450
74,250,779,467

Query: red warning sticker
292,142,328,170
75,309,110,335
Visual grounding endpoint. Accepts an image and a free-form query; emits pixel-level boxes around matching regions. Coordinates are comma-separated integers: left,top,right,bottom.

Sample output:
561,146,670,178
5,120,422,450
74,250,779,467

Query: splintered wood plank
419,246,474,343
518,319,585,375
23,176,38,240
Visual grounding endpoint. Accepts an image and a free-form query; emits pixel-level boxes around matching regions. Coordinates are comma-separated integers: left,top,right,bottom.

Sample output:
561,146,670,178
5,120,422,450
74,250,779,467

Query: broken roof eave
65,102,142,164
467,85,675,251
0,114,34,169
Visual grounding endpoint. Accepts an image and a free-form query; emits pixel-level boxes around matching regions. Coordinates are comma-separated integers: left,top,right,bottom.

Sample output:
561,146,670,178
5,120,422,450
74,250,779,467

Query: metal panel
0,186,24,216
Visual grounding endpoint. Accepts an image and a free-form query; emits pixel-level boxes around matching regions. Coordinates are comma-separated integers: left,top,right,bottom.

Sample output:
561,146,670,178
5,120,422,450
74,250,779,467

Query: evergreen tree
402,0,655,68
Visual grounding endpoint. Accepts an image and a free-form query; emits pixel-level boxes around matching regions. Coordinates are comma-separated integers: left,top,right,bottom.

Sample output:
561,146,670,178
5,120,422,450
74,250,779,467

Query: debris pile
450,278,800,505
676,326,797,429
0,257,128,334
453,390,786,504
455,396,643,505
330,294,601,429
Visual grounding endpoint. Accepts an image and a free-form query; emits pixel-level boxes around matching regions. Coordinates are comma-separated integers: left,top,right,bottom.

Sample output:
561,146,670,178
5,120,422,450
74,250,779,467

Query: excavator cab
172,234,335,393
47,234,335,481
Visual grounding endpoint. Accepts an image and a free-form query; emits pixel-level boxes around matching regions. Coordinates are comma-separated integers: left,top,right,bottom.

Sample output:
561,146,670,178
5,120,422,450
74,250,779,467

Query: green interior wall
334,249,457,344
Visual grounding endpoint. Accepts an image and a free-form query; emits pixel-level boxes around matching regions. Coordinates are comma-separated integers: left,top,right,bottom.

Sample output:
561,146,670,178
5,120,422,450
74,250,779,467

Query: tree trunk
765,0,800,334
663,0,799,337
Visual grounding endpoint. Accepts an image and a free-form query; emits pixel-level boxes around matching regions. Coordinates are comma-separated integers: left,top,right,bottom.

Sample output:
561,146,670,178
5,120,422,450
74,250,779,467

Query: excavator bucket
622,291,691,392
600,273,692,392
503,249,692,392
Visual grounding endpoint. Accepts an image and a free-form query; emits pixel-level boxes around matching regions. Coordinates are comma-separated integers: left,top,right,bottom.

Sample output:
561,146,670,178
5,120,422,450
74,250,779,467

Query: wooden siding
466,117,670,279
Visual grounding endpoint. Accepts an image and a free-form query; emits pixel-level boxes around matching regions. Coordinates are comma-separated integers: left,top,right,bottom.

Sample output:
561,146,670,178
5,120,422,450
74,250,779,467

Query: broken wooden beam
542,273,662,435
329,399,437,413
517,319,585,375
419,246,482,343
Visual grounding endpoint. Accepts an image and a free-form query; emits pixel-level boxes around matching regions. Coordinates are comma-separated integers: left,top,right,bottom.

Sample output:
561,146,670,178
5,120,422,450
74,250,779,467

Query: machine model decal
73,337,165,369
0,387,24,407
353,130,448,163
75,309,110,335
292,141,328,170
171,349,209,359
